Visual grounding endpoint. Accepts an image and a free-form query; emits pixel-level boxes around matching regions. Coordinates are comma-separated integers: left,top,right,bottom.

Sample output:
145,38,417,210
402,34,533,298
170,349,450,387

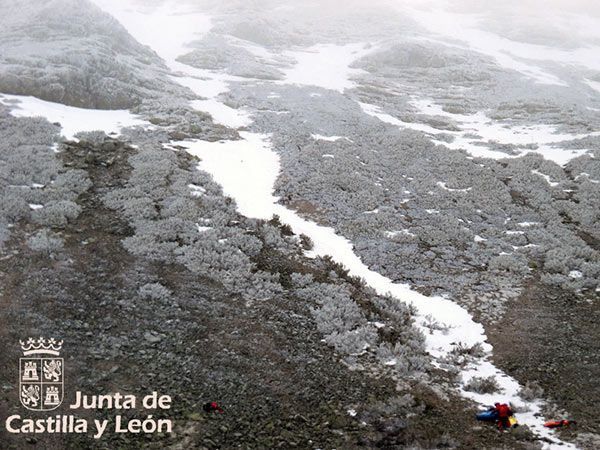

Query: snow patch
0,94,147,141
386,230,415,238
586,78,600,94
90,0,212,63
311,134,345,142
281,43,374,92
531,169,559,186
191,99,252,129
361,98,599,166
188,184,206,197
437,181,472,192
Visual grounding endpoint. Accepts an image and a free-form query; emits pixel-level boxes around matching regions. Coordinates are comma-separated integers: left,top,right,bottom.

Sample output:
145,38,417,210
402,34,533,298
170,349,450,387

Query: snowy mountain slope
81,1,596,448
0,0,598,448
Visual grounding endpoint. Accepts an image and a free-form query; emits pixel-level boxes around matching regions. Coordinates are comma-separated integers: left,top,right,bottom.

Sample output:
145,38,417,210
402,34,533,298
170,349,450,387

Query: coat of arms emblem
19,337,64,411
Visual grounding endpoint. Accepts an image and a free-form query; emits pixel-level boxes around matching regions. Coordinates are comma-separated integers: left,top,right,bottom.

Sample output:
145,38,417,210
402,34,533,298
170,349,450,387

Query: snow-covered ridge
398,4,600,86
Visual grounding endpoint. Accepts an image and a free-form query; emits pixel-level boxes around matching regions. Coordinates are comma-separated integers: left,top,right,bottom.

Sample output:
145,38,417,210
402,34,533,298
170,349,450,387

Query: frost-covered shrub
294,282,384,356
0,222,9,247
160,196,201,221
128,159,178,201
518,381,544,401
26,229,64,254
324,325,378,355
178,33,284,80
0,194,30,221
376,342,429,376
575,432,600,450
52,169,91,196
227,233,263,258
441,342,486,368
464,376,501,394
260,221,299,254
368,393,426,422
0,0,188,110
422,314,450,333
122,232,180,262
31,200,81,228
488,253,530,275
290,272,314,288
451,342,486,358
373,294,420,333
138,283,172,301
310,293,363,336
544,248,571,274
177,239,254,276
73,131,109,146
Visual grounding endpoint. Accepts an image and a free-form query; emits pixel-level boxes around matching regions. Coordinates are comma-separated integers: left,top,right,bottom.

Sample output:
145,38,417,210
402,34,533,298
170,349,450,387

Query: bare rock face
0,0,186,109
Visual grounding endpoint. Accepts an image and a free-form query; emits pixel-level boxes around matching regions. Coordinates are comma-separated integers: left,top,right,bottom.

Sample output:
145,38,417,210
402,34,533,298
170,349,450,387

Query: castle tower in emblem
22,361,39,381
19,338,64,411
44,386,61,407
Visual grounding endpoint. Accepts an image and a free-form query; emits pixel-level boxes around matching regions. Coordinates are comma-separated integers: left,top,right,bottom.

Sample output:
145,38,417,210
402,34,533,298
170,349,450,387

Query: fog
133,0,600,50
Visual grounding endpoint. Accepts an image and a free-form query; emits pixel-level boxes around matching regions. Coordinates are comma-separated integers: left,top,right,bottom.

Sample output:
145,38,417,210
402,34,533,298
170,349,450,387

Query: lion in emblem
43,359,62,382
21,385,40,407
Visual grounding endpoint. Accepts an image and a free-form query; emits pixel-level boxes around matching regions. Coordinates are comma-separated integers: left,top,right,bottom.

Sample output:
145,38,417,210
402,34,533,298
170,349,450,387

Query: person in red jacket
494,403,513,430
544,419,576,428
203,401,224,414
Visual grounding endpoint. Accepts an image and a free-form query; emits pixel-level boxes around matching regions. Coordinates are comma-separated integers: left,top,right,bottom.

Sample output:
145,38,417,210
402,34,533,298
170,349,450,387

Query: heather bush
518,381,544,401
464,376,501,394
31,200,81,228
26,229,64,254
138,283,172,301
324,325,378,355
0,194,30,222
51,169,92,197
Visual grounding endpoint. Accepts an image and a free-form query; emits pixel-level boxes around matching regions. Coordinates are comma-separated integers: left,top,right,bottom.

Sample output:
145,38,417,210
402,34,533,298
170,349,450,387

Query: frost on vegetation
0,114,91,243
177,33,285,80
138,283,172,301
0,0,189,110
441,342,486,369
26,229,64,254
268,107,600,309
575,432,600,450
294,280,427,374
422,314,450,334
31,200,81,228
370,394,425,419
99,137,428,374
375,342,429,376
103,146,290,300
518,381,544,401
296,283,364,337
464,376,501,394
